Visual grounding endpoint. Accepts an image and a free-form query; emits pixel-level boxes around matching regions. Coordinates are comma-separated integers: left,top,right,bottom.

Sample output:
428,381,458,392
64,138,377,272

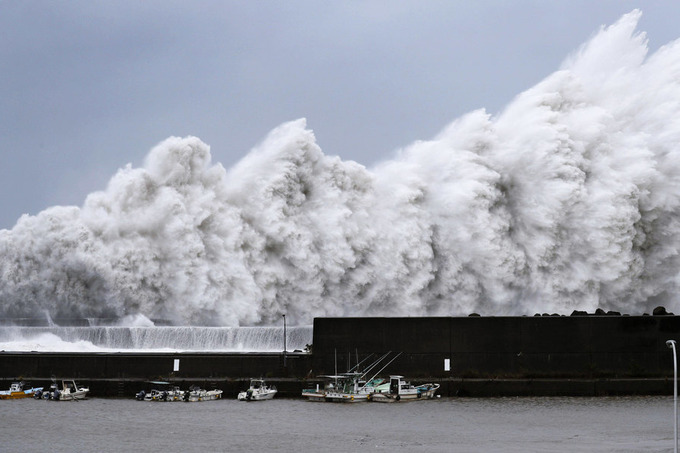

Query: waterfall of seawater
0,326,313,352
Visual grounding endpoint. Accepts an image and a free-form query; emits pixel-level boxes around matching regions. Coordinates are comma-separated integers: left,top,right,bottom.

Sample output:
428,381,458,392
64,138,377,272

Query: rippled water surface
2,396,674,452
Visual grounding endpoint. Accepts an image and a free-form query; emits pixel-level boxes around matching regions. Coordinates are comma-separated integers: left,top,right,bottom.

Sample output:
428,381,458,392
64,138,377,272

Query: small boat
302,373,374,402
369,375,439,402
38,379,89,401
137,387,184,402
0,381,42,399
301,380,327,402
135,382,222,402
237,379,277,401
135,382,184,401
186,385,223,402
309,374,383,403
35,381,58,400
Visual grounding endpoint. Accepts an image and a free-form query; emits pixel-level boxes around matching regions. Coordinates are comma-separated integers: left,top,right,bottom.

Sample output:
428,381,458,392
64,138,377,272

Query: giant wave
2,10,680,326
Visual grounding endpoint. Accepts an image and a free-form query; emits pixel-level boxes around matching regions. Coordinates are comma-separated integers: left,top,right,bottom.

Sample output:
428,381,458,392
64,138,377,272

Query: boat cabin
388,375,410,395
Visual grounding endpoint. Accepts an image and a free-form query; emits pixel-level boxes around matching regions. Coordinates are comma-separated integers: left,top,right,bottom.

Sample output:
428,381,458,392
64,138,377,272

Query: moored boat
186,385,223,402
37,379,89,401
0,381,42,399
302,351,397,402
322,373,384,403
301,381,327,402
237,379,277,401
136,382,185,401
370,375,439,402
135,382,222,402
137,387,184,402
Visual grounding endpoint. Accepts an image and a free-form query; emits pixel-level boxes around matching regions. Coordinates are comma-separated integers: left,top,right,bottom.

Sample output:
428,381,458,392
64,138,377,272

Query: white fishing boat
237,379,277,401
323,373,384,403
0,381,42,399
186,385,223,402
39,378,89,401
302,351,396,402
369,375,439,402
301,374,359,402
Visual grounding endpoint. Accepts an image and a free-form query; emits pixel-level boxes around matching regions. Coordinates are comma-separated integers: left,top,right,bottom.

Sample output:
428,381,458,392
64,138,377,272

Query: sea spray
2,10,680,325
0,326,313,352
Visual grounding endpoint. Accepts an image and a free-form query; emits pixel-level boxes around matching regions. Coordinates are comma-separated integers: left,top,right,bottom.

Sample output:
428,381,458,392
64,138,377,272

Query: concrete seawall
0,351,314,398
311,316,680,379
1,315,678,397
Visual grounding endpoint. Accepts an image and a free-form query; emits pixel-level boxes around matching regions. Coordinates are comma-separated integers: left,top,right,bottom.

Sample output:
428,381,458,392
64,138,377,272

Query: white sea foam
1,10,679,325
0,326,312,352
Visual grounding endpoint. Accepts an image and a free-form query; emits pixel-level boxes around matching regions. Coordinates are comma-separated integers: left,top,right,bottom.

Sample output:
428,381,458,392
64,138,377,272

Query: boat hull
301,391,326,402
187,390,222,402
56,389,89,401
370,384,439,403
0,388,41,399
324,392,370,403
237,390,276,401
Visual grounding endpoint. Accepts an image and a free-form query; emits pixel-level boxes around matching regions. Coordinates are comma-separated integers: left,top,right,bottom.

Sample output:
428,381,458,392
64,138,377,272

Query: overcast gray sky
1,1,679,230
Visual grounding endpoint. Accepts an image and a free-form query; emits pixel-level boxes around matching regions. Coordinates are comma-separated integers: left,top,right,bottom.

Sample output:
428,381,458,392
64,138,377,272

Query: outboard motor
53,389,61,401
246,389,253,401
136,390,146,401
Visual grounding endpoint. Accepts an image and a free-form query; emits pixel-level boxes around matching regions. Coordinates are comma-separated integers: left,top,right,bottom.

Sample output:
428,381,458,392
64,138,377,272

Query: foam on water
0,326,313,352
2,10,680,326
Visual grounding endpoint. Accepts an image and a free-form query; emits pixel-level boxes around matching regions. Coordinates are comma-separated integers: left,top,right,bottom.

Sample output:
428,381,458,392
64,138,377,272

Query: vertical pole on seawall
283,314,287,368
668,339,678,453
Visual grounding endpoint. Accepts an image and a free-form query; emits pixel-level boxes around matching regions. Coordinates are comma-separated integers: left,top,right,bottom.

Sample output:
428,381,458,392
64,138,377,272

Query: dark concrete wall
0,351,315,398
311,316,680,379
0,352,311,380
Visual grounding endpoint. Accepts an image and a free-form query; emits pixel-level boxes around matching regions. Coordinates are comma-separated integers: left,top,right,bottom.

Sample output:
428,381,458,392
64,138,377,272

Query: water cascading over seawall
0,326,312,352
2,10,680,326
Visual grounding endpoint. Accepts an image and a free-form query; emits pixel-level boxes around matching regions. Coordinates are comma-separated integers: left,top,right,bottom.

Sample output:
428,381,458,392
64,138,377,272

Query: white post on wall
667,339,678,453
282,314,287,368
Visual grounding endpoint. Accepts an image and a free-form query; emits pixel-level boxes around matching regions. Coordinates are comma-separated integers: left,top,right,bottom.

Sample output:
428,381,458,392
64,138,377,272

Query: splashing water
1,10,679,325
0,326,313,352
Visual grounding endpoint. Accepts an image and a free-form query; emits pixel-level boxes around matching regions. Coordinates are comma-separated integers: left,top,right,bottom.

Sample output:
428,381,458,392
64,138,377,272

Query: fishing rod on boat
358,351,393,380
364,351,403,385
347,352,376,373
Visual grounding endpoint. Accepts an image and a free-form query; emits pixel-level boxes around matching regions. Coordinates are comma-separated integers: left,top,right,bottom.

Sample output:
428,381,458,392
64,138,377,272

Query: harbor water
2,395,674,452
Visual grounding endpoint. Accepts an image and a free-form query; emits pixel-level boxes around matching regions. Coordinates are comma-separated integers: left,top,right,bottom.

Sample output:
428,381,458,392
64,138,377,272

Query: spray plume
2,10,679,325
